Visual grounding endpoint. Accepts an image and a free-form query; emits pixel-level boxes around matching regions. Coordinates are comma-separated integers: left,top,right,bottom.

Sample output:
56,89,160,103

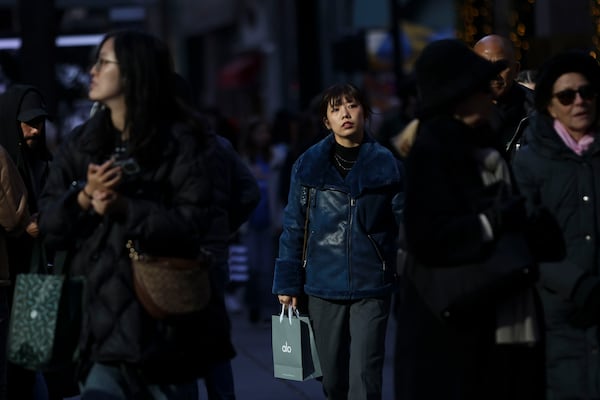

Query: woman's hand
86,159,122,193
78,160,123,211
90,190,128,216
25,213,39,238
278,295,298,309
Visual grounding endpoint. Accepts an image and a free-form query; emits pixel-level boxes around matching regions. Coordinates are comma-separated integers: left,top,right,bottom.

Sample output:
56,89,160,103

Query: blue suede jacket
273,133,404,300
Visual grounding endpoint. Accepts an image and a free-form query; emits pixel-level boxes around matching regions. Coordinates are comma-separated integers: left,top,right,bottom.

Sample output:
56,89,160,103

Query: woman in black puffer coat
512,50,600,399
38,30,234,399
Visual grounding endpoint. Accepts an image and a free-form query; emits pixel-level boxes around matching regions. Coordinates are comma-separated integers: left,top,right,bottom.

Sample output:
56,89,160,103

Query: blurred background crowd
0,0,597,326
0,0,597,153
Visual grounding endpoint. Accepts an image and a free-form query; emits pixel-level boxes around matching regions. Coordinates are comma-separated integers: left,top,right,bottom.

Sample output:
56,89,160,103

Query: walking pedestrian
474,34,535,157
512,49,600,399
0,144,30,400
402,38,552,399
173,73,261,399
38,29,235,399
0,84,79,399
273,83,404,399
239,117,285,324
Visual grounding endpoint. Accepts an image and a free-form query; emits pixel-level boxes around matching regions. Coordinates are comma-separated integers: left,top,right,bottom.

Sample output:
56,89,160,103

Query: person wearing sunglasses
512,50,600,399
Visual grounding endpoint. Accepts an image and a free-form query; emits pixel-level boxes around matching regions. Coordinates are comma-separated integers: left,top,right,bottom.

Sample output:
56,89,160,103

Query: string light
508,0,535,66
456,0,494,46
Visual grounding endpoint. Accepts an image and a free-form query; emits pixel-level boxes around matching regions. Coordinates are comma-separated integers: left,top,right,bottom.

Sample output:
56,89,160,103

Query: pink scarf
554,119,595,155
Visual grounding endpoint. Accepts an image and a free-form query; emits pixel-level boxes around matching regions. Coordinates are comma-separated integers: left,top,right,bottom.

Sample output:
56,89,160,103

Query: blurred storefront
0,0,598,138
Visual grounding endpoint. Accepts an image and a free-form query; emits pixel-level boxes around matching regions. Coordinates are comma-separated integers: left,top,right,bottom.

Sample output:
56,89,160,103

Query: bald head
474,34,520,99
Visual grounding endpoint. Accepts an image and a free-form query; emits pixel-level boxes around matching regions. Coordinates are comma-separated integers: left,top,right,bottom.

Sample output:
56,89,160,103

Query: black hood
0,84,52,164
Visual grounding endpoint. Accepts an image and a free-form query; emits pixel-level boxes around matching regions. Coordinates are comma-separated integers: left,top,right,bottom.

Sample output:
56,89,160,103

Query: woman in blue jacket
273,83,404,400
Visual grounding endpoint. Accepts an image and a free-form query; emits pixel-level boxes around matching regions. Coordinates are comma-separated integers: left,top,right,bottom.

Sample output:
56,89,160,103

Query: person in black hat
512,49,600,399
390,34,534,161
397,38,552,399
0,84,59,400
0,85,53,209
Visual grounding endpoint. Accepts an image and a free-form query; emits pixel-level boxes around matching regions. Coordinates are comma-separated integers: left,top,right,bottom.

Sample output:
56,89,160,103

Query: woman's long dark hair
93,30,206,164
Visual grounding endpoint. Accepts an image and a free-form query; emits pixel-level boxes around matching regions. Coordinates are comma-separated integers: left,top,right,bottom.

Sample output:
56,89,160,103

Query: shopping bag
272,304,321,381
7,243,84,371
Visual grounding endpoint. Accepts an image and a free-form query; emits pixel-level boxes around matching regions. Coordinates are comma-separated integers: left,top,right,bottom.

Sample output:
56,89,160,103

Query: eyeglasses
552,84,596,106
92,58,119,71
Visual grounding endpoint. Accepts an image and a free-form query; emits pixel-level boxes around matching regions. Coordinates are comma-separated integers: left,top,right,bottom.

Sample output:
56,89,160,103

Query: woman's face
89,38,124,108
323,96,365,147
547,72,597,138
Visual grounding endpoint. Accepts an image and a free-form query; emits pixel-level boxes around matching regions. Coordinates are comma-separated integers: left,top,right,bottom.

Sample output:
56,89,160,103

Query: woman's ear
323,118,331,130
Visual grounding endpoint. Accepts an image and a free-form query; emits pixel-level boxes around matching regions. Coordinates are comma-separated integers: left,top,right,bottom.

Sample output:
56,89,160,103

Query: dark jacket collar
524,111,600,160
295,133,402,197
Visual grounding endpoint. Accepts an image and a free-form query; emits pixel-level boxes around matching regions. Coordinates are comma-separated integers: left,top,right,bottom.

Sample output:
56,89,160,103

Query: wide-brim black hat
415,38,505,117
16,89,50,122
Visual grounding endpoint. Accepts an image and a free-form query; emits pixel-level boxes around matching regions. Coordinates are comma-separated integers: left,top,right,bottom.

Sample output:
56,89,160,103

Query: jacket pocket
367,234,386,272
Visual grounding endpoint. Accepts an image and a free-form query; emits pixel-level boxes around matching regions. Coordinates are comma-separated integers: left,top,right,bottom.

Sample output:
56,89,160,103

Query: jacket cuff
272,259,304,295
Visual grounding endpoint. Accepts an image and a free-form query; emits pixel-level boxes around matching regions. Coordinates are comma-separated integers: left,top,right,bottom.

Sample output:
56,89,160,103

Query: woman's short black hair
318,83,372,123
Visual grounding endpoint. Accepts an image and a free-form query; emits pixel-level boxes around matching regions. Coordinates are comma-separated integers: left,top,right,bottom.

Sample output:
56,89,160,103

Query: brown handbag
126,240,213,319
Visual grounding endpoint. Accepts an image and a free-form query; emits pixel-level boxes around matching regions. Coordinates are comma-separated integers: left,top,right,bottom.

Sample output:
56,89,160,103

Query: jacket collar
525,112,600,160
295,133,402,197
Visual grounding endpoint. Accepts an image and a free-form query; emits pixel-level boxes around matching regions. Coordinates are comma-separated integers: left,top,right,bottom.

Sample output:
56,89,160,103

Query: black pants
308,295,391,400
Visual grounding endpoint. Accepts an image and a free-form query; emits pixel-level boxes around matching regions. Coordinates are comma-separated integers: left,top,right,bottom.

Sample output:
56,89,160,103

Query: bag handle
279,303,299,325
301,188,311,268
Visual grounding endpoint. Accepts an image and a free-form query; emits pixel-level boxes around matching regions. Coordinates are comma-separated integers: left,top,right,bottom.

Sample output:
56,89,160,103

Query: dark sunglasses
553,84,597,106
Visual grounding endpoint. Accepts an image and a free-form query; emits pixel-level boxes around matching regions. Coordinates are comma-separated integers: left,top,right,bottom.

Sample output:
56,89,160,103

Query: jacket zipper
348,197,355,287
302,188,313,268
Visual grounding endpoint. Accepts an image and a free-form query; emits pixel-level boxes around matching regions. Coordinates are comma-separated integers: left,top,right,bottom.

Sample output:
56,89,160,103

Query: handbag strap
29,238,47,274
29,239,71,275
51,249,70,275
301,188,311,267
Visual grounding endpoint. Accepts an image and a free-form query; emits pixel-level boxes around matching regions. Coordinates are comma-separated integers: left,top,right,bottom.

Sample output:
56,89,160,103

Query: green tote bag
7,242,84,371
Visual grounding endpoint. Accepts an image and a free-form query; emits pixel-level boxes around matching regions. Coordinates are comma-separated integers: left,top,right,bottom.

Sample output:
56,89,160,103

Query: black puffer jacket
512,111,600,398
38,111,235,382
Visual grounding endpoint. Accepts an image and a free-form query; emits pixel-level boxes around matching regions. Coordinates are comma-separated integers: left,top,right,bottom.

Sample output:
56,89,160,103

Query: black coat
402,115,543,399
405,116,500,265
512,112,600,398
38,111,235,383
202,133,260,275
0,85,53,283
489,82,534,155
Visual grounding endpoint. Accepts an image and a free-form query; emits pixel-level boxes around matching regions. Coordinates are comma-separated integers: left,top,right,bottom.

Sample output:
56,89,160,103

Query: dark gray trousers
308,295,391,400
